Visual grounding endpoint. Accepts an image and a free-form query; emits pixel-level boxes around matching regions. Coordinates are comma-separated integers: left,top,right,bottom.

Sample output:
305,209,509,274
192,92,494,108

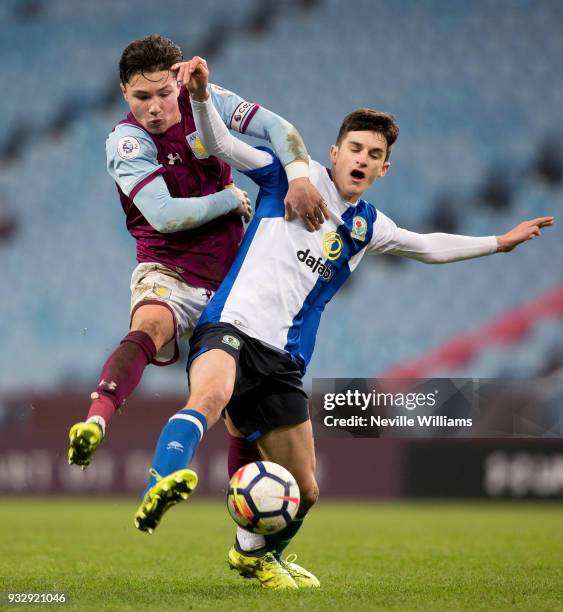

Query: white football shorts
130,263,212,365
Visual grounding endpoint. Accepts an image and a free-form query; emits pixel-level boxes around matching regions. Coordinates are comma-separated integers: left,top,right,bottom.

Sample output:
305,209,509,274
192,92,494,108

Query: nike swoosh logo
273,495,299,507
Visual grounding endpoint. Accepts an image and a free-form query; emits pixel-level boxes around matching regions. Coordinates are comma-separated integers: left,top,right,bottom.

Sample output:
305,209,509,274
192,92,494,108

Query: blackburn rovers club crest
222,335,241,350
322,231,343,261
117,136,140,160
351,216,367,241
187,131,209,159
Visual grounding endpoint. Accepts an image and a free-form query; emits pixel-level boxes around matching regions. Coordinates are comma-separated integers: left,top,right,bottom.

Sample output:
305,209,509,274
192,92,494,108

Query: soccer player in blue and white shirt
134,58,554,588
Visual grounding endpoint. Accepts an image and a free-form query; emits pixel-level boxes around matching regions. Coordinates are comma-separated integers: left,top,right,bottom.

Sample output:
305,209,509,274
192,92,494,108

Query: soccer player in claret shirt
67,36,328,469
132,57,554,589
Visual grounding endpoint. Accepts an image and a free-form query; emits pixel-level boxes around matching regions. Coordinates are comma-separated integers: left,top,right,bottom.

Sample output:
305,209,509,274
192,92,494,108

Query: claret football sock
227,434,262,477
264,519,304,560
87,330,157,425
86,396,114,430
144,408,207,494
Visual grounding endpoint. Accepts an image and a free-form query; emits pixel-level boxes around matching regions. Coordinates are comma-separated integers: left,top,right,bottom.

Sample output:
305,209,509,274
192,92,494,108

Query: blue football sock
144,408,207,495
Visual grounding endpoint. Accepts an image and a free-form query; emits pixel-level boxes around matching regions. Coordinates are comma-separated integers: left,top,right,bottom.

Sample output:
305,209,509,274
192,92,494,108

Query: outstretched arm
369,212,554,263
174,57,329,231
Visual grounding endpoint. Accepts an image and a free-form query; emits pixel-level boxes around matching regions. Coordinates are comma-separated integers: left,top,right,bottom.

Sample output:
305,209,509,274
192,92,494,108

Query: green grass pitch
1,499,561,611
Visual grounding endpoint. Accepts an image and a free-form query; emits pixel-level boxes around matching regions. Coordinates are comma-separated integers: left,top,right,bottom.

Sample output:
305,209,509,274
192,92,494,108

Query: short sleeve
208,82,260,134
105,124,165,199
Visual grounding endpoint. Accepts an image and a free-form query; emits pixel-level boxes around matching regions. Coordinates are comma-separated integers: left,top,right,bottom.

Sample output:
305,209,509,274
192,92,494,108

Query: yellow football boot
227,547,298,590
134,468,198,534
68,422,103,469
280,553,320,588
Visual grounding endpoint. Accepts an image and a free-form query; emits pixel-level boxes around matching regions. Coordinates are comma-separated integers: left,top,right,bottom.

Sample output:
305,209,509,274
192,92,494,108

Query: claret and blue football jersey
105,84,259,290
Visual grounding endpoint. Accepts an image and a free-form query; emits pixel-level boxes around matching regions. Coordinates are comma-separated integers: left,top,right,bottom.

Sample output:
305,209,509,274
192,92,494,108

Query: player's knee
297,479,319,517
189,385,231,419
133,318,167,348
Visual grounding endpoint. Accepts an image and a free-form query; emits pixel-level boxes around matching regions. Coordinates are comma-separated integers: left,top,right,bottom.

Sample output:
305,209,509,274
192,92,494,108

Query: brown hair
119,34,183,84
336,108,399,161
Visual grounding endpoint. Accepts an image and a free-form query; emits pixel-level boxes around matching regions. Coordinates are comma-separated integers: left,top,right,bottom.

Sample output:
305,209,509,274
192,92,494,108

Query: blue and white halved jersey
197,148,402,372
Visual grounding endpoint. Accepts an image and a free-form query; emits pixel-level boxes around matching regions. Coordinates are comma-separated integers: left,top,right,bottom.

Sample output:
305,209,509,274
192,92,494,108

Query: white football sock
236,526,265,552
86,415,106,437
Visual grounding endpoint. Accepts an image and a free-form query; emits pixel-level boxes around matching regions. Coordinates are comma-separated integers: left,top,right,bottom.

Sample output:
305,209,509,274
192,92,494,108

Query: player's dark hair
119,34,183,84
336,108,399,161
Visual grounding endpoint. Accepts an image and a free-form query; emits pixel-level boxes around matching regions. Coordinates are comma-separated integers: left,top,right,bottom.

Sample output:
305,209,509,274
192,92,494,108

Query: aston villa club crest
187,131,209,159
351,216,367,241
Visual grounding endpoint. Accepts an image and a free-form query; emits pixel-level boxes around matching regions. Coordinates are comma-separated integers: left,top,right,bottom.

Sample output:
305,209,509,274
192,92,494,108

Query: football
226,461,300,534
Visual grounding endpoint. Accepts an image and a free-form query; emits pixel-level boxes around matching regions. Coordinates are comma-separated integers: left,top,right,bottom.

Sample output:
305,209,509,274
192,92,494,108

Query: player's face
329,131,390,202
121,70,181,134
